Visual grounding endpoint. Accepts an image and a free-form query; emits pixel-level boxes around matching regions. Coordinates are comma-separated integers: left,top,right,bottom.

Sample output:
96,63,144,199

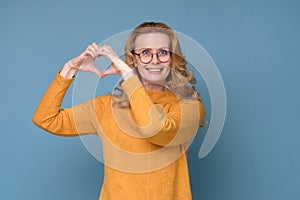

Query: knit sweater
32,71,206,200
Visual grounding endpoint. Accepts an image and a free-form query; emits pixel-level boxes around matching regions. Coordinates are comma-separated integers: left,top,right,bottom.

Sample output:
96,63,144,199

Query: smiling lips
145,67,164,73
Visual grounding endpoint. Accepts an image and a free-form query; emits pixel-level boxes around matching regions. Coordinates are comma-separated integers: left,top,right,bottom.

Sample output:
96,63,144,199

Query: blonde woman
33,22,206,200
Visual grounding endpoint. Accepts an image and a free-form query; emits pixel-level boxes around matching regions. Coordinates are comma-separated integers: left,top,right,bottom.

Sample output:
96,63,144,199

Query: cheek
162,60,172,69
134,56,144,67
165,59,172,67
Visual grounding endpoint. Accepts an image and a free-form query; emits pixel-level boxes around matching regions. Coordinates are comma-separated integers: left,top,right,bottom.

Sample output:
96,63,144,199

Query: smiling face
133,33,172,87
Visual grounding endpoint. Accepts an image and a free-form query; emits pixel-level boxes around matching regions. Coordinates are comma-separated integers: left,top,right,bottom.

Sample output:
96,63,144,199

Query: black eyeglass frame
131,49,172,64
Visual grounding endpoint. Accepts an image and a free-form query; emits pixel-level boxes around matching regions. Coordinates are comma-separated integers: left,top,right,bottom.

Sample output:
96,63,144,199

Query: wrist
122,69,134,80
113,58,132,77
60,62,78,78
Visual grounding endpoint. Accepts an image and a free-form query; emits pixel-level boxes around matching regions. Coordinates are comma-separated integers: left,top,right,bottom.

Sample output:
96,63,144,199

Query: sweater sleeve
121,75,206,146
32,71,98,136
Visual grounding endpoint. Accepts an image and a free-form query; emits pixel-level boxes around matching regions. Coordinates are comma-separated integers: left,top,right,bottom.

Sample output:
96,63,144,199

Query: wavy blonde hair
112,22,201,107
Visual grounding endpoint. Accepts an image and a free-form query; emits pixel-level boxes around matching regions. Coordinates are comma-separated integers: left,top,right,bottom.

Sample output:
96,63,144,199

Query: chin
137,65,171,83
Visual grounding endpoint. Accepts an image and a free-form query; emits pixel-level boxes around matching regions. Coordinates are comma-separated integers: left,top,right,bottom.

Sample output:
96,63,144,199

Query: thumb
101,68,117,78
91,67,103,78
72,52,88,67
101,69,111,78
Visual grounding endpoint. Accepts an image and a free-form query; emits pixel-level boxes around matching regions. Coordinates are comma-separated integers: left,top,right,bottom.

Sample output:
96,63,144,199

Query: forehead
134,33,170,49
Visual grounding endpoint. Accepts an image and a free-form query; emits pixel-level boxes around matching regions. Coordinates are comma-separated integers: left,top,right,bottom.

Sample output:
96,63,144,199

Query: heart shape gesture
65,42,132,78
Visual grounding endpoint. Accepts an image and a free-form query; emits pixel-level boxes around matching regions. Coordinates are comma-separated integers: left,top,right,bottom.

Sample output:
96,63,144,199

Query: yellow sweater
32,72,205,200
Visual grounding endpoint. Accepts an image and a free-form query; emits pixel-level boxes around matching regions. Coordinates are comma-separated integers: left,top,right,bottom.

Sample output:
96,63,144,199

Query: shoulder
94,94,112,107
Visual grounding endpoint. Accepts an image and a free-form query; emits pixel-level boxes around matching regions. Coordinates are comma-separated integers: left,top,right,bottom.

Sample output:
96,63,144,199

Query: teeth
147,68,162,72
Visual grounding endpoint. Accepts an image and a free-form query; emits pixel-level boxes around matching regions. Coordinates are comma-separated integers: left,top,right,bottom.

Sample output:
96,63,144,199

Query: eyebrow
134,47,170,51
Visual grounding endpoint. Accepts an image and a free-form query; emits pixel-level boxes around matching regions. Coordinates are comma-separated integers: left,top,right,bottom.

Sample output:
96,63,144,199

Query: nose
150,53,160,64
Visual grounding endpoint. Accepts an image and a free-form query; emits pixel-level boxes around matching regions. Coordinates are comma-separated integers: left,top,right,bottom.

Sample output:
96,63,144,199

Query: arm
121,75,206,146
32,43,105,136
32,71,97,136
33,43,132,136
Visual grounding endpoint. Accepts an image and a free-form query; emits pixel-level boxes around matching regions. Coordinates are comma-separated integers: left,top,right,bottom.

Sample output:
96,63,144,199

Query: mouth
145,67,164,72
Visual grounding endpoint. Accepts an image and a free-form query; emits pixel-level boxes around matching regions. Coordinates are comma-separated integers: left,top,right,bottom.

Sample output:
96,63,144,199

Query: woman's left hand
95,45,132,78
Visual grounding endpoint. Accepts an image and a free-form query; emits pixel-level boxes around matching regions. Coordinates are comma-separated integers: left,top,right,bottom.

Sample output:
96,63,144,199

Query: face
133,33,172,84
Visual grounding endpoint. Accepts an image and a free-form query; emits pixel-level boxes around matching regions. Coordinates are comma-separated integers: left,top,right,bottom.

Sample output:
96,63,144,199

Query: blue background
1,0,299,199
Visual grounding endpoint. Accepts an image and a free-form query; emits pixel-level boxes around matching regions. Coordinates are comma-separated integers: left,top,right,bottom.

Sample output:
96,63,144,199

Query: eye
141,49,151,56
159,49,169,55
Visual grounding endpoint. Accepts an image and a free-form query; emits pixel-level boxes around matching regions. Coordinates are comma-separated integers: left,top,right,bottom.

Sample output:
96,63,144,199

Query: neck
143,83,165,90
141,78,169,91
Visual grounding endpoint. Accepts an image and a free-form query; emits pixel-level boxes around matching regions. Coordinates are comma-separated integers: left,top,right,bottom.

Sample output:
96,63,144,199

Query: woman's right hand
60,42,102,78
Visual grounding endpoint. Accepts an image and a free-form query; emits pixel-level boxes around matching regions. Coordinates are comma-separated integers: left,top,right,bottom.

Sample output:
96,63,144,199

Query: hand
60,42,102,78
95,45,132,78
60,43,132,79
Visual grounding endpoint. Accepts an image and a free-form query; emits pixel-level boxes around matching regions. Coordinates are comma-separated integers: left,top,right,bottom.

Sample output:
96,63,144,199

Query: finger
71,52,88,67
98,45,111,52
87,45,98,55
106,45,113,51
91,67,103,78
95,47,107,57
97,46,119,61
102,64,120,76
101,70,115,78
85,50,96,58
91,42,100,51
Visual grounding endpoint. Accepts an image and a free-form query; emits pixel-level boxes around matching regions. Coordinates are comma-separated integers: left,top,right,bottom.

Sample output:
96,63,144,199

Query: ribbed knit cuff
121,75,143,99
55,70,74,86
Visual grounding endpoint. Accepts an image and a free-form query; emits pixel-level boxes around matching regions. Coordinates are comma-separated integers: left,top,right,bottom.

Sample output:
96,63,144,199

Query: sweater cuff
55,70,74,85
121,75,143,99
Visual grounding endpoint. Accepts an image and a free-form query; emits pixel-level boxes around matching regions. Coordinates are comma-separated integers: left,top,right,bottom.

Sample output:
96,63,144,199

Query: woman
33,22,206,200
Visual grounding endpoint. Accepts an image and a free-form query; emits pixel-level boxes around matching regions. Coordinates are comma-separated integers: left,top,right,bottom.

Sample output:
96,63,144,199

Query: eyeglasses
132,48,171,64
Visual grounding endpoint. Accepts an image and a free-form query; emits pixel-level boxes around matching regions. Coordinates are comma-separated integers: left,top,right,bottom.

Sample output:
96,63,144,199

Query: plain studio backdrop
1,0,299,199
